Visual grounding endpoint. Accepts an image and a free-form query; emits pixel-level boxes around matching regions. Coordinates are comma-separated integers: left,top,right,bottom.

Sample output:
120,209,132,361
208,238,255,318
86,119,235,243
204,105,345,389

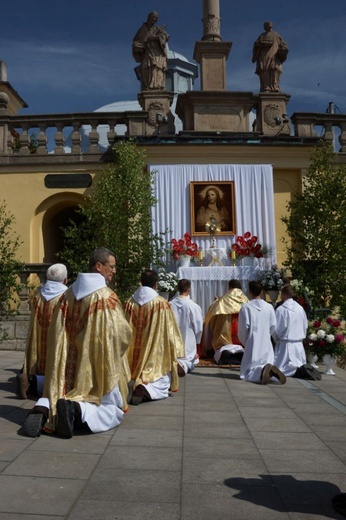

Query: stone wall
0,264,48,351
0,313,30,351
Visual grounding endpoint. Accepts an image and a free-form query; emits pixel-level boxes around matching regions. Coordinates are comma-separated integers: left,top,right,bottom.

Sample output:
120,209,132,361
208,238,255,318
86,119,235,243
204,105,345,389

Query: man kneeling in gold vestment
16,263,68,399
203,279,248,365
20,247,132,438
124,269,185,405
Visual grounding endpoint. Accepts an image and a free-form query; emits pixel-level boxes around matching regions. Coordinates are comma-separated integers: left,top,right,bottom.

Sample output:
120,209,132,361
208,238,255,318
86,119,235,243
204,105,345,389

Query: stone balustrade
0,111,148,159
291,112,346,153
0,110,345,159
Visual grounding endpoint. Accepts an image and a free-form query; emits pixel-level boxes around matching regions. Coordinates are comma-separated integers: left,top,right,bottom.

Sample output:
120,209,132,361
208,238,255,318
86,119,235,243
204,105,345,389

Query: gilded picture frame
190,181,236,236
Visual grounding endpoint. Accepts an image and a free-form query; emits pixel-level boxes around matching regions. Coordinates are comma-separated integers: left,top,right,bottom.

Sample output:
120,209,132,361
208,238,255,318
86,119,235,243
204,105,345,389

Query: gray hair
46,263,67,283
88,247,116,272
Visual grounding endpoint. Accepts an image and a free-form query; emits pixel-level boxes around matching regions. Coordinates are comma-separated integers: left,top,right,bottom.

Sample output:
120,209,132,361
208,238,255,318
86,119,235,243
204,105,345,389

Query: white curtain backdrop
150,164,276,270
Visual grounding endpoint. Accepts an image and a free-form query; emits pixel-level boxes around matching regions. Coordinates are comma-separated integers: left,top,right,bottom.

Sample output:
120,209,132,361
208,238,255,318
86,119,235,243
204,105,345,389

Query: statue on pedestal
132,11,169,91
252,21,289,93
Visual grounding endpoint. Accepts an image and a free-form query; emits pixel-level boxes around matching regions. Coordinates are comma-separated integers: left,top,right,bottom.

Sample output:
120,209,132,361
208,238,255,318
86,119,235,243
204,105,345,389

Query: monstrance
205,217,220,248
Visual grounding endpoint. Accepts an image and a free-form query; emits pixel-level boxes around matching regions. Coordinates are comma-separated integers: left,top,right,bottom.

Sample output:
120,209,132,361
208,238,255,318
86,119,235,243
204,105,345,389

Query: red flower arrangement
231,231,264,258
304,314,345,357
171,232,199,260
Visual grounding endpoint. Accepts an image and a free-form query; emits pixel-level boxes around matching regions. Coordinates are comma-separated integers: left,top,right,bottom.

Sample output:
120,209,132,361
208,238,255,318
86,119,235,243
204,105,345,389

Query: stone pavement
1,350,346,520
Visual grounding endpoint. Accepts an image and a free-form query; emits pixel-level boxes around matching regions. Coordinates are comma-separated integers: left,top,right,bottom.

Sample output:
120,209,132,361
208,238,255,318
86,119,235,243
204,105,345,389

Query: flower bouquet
230,231,268,259
157,268,178,294
171,232,199,261
304,310,345,358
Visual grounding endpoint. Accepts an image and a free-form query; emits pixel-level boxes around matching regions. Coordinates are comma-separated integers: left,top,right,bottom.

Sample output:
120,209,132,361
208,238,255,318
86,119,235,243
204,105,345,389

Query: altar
176,266,260,317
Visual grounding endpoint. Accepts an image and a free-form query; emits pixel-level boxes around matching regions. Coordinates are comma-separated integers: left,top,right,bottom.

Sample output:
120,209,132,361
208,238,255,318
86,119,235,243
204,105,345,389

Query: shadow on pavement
225,474,344,519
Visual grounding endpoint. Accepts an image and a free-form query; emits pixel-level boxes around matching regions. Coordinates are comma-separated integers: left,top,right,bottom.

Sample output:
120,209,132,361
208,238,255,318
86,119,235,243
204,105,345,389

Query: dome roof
167,48,190,63
95,99,141,113
64,48,196,151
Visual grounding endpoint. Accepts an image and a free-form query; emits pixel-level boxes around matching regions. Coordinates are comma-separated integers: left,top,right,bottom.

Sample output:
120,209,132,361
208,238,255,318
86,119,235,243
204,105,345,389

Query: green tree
282,142,346,315
60,139,166,302
0,201,24,315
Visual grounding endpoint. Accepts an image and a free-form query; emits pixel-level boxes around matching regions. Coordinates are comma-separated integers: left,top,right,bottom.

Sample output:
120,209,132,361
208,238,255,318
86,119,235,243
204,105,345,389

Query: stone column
194,0,231,91
339,122,346,153
202,0,222,41
17,271,31,314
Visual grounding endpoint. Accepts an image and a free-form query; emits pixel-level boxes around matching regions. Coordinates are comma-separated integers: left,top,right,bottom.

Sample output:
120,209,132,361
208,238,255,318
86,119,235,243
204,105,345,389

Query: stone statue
252,21,289,93
132,11,169,91
0,61,8,82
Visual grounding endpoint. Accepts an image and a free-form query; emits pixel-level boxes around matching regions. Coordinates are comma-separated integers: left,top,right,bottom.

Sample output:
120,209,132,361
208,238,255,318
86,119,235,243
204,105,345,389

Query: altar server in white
238,280,286,384
273,284,308,376
170,279,203,375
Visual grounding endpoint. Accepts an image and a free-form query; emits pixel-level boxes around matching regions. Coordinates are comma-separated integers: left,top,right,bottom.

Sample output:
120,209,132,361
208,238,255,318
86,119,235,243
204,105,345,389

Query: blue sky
2,0,345,117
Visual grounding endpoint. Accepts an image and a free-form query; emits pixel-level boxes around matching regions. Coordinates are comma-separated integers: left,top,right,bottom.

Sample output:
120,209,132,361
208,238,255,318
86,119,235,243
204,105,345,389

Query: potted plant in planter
304,310,345,375
258,264,288,304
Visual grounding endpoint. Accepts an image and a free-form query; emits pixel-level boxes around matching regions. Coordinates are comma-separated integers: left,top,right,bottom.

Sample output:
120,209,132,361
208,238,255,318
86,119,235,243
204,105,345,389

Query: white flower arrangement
157,268,178,293
258,264,288,290
290,279,314,298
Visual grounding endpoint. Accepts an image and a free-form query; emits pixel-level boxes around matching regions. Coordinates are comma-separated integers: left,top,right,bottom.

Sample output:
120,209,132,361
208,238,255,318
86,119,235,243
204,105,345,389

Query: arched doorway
33,193,86,264
44,206,85,263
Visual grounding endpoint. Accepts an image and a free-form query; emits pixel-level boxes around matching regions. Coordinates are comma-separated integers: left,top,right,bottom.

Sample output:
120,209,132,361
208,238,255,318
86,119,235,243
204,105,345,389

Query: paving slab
68,500,180,520
110,427,183,448
1,351,346,520
0,475,85,516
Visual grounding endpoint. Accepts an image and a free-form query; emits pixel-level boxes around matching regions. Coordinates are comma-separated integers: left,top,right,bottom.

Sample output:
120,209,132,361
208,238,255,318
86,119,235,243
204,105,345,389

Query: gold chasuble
42,286,132,433
203,288,249,351
124,295,185,393
23,289,64,376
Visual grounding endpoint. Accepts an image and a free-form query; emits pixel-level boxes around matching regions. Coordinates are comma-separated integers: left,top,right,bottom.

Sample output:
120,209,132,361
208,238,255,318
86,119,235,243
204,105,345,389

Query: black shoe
21,412,45,437
56,399,75,438
218,351,232,365
130,384,151,405
178,364,186,377
261,363,272,384
219,351,243,365
270,365,287,384
303,363,322,380
131,395,143,405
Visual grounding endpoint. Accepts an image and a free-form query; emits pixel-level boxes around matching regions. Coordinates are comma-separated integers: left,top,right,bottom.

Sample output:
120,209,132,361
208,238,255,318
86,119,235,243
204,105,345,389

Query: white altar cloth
176,266,260,317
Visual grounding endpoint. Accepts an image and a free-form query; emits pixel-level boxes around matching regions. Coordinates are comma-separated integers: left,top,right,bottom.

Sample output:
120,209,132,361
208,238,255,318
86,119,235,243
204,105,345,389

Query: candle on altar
231,250,236,261
199,249,204,261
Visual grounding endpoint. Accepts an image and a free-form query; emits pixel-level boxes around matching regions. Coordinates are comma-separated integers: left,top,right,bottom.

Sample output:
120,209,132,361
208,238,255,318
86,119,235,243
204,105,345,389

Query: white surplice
170,295,203,373
238,299,276,382
273,298,308,376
